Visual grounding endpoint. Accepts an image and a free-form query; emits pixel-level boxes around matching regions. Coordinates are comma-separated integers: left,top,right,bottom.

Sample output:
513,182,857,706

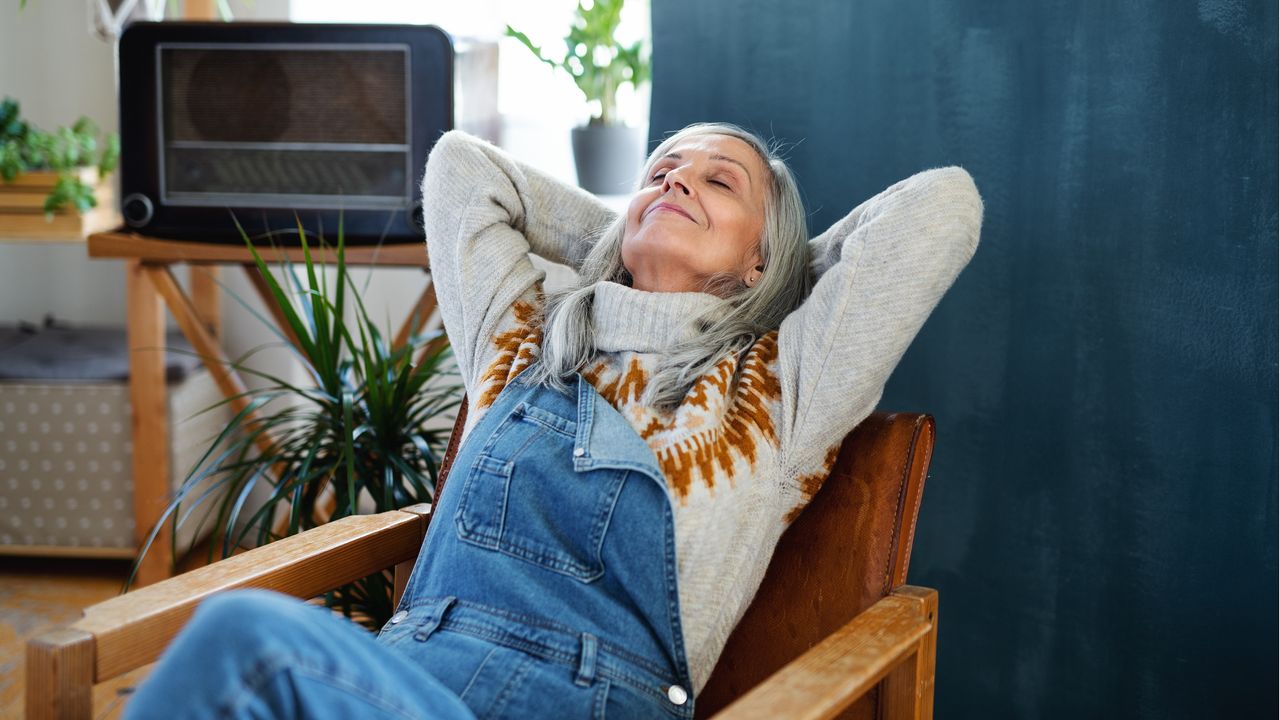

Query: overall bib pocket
454,402,626,582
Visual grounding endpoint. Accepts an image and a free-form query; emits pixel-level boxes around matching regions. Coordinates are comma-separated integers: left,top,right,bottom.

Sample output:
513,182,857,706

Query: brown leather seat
696,412,934,718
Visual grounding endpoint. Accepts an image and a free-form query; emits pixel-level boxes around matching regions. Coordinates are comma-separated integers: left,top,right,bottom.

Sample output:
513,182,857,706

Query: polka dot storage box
0,324,230,558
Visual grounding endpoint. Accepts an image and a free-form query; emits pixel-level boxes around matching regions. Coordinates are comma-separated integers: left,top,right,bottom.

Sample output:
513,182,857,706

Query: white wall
2,1,125,326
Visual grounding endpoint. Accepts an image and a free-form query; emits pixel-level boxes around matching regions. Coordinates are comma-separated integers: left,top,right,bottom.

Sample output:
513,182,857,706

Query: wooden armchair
27,406,939,720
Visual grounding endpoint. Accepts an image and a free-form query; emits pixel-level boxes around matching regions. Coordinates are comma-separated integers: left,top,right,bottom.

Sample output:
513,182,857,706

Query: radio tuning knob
122,193,155,228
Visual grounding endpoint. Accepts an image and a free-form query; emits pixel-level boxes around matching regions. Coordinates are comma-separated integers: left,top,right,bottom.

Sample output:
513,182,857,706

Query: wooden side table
87,231,436,586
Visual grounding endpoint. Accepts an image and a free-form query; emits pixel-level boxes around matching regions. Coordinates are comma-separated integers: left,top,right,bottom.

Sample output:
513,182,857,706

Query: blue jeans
124,590,478,719
126,368,695,719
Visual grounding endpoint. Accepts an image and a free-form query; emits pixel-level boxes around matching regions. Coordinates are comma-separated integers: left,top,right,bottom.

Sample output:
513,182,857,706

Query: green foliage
0,97,120,213
131,218,463,627
507,0,650,126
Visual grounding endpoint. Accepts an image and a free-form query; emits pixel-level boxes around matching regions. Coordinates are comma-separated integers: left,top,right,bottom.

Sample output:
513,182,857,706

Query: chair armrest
28,504,430,694
711,586,938,720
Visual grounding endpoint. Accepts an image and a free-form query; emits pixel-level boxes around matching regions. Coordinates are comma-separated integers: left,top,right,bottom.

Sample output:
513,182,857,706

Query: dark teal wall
649,1,1277,716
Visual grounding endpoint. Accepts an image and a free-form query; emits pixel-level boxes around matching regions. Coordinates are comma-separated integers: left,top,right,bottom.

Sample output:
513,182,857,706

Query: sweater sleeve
421,130,617,397
775,166,983,481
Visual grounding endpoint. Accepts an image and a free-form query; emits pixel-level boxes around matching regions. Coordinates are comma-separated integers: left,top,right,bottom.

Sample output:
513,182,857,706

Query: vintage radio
118,22,453,245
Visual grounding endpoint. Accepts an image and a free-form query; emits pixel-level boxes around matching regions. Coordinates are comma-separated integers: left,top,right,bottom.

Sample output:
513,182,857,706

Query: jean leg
123,589,476,720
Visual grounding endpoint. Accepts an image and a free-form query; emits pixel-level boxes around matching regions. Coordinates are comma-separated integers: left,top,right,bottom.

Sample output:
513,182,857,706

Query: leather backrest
433,405,935,720
694,412,935,719
434,398,469,503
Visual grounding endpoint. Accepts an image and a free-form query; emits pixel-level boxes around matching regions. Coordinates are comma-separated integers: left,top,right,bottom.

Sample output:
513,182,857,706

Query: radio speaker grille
164,47,406,143
159,46,410,207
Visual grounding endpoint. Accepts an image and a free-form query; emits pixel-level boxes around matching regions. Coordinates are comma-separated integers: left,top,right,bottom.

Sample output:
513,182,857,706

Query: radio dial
122,193,155,228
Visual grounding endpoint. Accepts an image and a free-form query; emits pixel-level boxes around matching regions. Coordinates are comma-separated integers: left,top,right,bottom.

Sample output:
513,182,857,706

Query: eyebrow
660,152,755,188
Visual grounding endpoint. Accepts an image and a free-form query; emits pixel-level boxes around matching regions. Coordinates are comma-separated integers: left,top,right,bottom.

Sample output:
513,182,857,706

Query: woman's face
621,133,768,293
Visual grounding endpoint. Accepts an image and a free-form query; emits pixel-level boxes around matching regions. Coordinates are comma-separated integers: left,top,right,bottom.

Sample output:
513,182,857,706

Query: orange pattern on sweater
474,300,542,409
476,314,788,504
585,332,784,503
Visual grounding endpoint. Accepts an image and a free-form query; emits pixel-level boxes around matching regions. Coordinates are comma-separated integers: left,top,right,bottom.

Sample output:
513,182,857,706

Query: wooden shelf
88,230,430,267
0,211,122,241
0,169,119,241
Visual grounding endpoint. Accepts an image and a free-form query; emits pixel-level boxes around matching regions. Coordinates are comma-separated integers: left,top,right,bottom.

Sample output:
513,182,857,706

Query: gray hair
527,122,812,410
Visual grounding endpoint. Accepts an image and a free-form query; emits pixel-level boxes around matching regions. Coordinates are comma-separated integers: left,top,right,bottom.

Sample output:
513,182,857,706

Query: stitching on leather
428,401,469,536
901,421,934,583
882,415,916,595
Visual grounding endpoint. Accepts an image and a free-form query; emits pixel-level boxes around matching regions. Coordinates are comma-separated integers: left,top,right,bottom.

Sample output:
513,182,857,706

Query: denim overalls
123,368,694,719
375,367,697,719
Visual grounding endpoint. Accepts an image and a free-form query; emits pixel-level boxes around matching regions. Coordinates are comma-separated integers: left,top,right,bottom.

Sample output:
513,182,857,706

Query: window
290,0,650,184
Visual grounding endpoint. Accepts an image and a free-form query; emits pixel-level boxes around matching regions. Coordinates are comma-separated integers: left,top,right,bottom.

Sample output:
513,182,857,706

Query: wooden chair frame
27,410,940,719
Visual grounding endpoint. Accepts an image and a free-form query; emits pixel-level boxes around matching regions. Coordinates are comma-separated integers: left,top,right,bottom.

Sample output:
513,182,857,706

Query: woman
125,123,982,719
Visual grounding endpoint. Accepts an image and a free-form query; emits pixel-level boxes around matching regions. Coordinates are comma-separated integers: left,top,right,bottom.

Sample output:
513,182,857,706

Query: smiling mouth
647,202,695,223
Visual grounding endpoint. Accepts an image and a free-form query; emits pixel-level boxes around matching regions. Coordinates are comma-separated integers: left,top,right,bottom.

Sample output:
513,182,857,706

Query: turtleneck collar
590,281,732,354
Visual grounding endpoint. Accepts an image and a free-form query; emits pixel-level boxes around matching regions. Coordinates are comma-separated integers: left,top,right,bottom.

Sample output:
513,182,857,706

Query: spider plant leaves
129,216,462,628
342,389,357,516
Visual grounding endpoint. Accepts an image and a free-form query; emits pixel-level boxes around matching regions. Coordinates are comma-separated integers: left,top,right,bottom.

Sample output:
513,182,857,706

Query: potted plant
132,220,463,627
507,0,650,195
0,97,120,237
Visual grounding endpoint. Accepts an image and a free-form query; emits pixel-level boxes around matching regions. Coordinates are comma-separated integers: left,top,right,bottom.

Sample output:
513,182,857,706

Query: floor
1,556,149,720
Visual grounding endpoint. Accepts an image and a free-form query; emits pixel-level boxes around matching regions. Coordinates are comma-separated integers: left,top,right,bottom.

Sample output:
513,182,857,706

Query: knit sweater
421,130,983,693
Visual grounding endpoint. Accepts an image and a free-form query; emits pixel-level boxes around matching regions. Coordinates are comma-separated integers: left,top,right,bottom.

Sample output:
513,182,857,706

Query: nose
662,165,693,196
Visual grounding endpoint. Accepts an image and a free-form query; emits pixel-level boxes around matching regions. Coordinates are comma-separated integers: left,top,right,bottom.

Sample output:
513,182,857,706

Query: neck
628,268,703,294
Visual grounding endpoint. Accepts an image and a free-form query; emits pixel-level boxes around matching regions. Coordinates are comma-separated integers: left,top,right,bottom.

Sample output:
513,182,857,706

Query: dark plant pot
571,123,645,195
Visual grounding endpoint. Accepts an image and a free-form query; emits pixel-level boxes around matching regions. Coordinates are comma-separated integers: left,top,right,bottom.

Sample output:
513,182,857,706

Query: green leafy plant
506,0,649,126
132,219,462,627
0,96,120,213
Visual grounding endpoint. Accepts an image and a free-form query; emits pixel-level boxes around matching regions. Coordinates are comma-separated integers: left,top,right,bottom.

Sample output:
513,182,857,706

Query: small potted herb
507,0,650,194
0,97,120,235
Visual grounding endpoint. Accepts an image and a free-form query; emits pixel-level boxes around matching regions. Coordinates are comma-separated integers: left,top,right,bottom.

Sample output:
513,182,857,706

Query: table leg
126,259,172,587
392,272,438,350
190,265,221,342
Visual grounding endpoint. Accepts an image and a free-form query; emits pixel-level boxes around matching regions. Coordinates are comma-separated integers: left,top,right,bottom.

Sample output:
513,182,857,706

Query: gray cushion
0,325,203,383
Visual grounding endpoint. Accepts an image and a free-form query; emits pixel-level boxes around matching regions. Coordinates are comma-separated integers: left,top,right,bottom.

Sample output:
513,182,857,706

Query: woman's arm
421,130,617,396
775,167,983,483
